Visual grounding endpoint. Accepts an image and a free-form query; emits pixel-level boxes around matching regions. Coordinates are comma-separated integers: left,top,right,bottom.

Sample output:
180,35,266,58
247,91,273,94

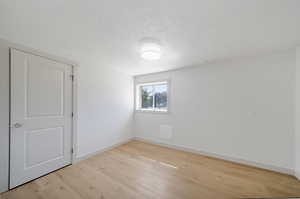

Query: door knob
13,123,22,128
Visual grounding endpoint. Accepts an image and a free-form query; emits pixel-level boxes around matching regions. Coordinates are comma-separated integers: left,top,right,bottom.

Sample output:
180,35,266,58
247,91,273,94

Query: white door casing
10,49,73,188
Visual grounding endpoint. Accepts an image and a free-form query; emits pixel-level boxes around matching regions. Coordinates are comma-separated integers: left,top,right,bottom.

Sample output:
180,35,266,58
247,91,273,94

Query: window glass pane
154,84,167,109
141,85,153,109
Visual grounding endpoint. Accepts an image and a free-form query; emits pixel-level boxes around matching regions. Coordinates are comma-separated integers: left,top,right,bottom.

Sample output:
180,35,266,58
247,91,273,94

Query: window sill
135,109,169,114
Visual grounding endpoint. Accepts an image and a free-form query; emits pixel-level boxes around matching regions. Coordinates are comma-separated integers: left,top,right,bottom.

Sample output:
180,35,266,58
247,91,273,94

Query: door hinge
71,148,74,154
70,75,74,81
71,112,74,117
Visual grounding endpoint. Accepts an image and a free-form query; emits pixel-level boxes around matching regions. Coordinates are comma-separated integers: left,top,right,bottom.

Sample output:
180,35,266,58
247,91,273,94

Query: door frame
8,43,78,189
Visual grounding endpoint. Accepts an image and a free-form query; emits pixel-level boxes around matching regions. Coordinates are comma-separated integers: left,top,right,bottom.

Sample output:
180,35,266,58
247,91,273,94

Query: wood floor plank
2,140,300,199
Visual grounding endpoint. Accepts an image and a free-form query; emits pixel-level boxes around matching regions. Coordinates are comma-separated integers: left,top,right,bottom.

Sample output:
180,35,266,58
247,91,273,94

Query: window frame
135,80,170,113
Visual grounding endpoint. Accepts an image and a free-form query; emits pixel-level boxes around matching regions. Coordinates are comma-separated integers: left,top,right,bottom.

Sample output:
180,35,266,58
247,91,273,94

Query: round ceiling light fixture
139,38,162,60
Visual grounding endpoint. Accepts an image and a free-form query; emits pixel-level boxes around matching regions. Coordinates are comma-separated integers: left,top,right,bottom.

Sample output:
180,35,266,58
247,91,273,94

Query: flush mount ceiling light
139,38,162,60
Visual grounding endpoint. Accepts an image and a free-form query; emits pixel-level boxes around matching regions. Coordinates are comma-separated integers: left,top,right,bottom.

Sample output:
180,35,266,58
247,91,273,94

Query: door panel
26,62,64,117
25,127,64,168
10,49,73,188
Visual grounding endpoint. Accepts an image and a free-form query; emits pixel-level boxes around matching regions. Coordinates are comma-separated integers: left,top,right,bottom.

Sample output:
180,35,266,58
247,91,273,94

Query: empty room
1,0,300,198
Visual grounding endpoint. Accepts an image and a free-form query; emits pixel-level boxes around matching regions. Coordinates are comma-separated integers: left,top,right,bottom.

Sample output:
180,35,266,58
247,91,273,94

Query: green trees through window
138,82,168,111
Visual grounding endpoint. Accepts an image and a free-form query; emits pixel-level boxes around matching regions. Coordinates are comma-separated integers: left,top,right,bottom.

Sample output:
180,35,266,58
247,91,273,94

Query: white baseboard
296,171,300,180
133,137,294,176
0,186,8,194
71,136,296,178
73,138,133,163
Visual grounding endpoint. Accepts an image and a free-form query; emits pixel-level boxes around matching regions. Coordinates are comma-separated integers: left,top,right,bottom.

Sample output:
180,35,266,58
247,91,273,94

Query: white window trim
135,79,170,114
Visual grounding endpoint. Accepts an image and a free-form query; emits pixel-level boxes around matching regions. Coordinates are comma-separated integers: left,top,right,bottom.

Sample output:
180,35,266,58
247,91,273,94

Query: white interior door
10,49,73,188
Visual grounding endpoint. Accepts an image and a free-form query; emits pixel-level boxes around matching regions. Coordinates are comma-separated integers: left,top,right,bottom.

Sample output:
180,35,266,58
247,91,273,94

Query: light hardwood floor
2,140,300,199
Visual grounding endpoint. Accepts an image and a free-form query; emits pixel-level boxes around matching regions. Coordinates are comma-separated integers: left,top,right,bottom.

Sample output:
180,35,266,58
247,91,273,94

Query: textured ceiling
0,0,300,75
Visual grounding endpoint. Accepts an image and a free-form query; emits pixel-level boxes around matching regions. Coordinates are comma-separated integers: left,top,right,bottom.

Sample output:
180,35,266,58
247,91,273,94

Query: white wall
0,40,10,193
296,47,300,179
76,65,134,158
135,50,296,173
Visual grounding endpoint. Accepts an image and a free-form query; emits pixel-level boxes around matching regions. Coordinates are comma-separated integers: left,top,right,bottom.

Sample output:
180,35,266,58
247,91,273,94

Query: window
136,81,168,112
